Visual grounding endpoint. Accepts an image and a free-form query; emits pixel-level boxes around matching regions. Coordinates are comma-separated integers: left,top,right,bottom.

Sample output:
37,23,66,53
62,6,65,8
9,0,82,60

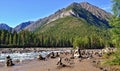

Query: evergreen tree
9,34,12,45
5,33,9,45
1,30,5,44
110,0,120,48
13,32,17,45
112,0,120,16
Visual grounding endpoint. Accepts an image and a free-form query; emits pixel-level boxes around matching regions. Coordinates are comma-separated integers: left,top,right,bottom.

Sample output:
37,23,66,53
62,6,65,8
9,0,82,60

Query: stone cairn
70,50,74,59
57,57,63,65
37,54,45,60
5,56,14,67
51,52,55,58
56,52,59,57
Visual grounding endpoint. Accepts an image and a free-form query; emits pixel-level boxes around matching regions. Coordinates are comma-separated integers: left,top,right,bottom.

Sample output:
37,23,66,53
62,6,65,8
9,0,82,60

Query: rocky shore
0,47,119,71
0,48,72,53
0,50,102,71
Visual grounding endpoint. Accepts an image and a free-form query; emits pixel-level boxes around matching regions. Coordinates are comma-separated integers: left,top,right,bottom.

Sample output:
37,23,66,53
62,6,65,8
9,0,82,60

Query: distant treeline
0,29,113,49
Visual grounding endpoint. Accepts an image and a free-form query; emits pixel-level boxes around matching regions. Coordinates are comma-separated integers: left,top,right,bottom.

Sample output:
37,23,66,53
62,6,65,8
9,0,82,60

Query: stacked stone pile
5,56,14,67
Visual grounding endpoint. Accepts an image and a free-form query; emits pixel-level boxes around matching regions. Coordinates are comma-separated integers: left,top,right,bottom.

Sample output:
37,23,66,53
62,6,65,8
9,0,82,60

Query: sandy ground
0,59,101,71
0,54,102,71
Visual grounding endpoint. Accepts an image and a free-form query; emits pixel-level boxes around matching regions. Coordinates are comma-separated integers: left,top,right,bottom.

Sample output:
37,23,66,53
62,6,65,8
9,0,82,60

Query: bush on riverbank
102,49,120,65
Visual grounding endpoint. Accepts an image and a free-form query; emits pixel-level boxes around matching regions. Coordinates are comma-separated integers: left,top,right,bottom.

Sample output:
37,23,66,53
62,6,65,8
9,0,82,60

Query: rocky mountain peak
0,23,12,31
79,2,112,20
13,21,34,32
24,2,112,31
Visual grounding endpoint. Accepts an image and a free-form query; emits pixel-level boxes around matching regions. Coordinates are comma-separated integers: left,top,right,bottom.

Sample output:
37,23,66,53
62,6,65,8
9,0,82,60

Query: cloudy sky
0,0,112,27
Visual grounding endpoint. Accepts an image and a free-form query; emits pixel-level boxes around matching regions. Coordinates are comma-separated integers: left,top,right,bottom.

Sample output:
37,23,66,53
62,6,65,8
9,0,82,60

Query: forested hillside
35,16,111,48
0,16,112,48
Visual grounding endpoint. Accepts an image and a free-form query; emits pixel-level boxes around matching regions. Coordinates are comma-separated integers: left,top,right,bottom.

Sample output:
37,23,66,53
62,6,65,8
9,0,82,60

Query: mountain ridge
13,21,34,32
79,2,111,20
0,21,34,32
24,2,112,31
0,2,112,32
0,23,12,31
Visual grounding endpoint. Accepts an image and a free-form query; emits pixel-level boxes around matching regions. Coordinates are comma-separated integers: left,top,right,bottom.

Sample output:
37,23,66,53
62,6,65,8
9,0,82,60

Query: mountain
78,2,111,20
0,23,12,31
24,2,112,31
13,21,34,32
31,2,112,47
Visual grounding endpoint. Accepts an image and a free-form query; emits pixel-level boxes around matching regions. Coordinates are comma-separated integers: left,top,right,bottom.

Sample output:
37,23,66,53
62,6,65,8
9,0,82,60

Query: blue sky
0,0,112,28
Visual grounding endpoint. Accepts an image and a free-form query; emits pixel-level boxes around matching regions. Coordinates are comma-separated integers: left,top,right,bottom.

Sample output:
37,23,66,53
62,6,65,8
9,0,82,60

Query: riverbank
0,48,119,71
0,47,72,53
0,48,72,62
0,52,102,71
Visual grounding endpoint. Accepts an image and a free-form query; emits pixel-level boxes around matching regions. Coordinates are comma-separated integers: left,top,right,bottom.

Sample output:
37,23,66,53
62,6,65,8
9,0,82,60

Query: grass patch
102,49,120,65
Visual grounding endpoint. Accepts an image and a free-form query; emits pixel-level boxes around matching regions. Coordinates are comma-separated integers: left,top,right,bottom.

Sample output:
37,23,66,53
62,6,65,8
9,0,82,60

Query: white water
0,51,50,62
0,50,70,62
